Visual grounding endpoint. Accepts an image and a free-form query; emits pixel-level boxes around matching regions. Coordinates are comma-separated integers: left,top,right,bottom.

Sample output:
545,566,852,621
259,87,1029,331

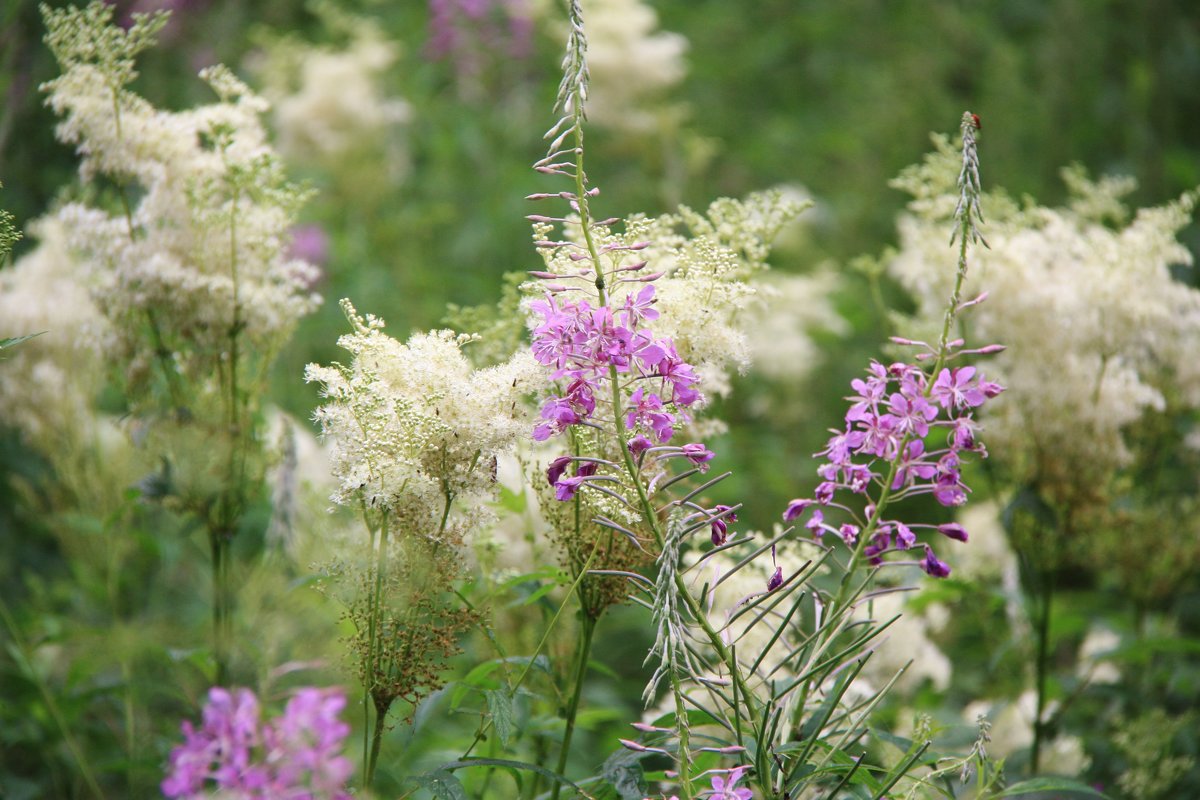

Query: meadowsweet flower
253,21,409,166
307,301,537,531
162,686,353,799
0,216,108,449
43,3,320,408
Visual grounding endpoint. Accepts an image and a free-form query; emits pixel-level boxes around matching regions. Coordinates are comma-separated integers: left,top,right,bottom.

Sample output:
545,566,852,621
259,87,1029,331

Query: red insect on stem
970,113,982,130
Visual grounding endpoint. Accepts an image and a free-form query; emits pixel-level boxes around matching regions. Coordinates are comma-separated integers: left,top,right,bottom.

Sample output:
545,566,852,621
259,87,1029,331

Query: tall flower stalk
306,304,534,787
42,2,319,685
603,113,1001,799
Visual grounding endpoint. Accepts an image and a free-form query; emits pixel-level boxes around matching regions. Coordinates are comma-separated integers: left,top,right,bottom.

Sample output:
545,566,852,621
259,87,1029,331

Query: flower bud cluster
784,358,1002,577
162,686,352,799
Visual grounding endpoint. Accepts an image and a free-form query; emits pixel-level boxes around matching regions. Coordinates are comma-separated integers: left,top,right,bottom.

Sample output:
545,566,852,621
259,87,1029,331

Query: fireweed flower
784,356,1001,576
782,113,1003,579
708,766,753,800
161,686,353,800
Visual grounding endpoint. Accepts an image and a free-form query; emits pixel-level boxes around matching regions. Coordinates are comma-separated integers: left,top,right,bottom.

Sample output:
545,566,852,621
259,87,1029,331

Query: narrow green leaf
0,332,44,351
996,777,1110,798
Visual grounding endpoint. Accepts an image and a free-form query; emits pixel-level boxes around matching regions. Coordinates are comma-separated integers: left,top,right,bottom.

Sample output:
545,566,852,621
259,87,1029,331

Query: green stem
1030,572,1053,775
459,548,600,761
364,512,390,786
210,534,228,685
366,695,391,788
670,668,695,800
550,614,598,800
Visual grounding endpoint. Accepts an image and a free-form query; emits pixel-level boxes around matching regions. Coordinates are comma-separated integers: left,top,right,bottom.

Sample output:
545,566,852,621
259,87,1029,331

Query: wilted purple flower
709,505,737,546
767,567,784,592
937,522,968,542
920,544,951,578
783,498,813,522
546,455,572,486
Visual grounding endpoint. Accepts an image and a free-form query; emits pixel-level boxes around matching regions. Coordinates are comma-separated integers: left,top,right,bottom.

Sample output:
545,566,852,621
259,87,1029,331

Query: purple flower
710,766,753,800
553,462,598,502
709,505,737,546
891,439,937,490
782,498,813,522
162,686,352,799
814,481,836,505
845,363,888,422
628,435,653,457
680,442,715,470
920,544,951,578
932,366,987,410
767,567,784,592
885,391,938,439
805,509,825,538
894,521,916,550
619,284,659,329
839,523,860,546
546,456,572,486
937,522,968,542
818,426,866,465
287,224,329,268
626,386,676,443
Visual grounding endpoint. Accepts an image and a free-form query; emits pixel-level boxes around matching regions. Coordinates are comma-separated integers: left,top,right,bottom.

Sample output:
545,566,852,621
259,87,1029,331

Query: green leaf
486,689,514,748
498,484,527,513
414,770,468,800
521,581,561,606
0,332,44,351
996,777,1110,798
599,749,648,800
438,758,584,795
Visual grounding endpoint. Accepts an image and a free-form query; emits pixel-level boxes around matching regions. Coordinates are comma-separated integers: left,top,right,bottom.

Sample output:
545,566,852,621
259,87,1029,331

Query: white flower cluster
855,589,953,696
889,137,1200,488
306,301,538,538
251,22,410,165
0,217,107,448
563,0,687,133
42,3,319,399
747,271,846,382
